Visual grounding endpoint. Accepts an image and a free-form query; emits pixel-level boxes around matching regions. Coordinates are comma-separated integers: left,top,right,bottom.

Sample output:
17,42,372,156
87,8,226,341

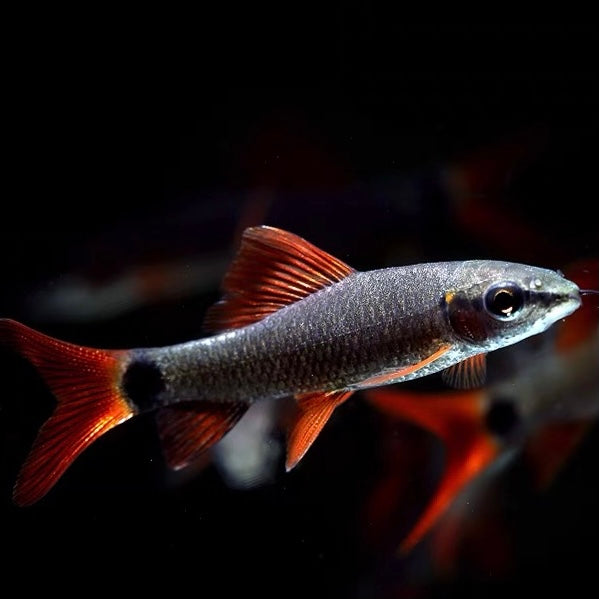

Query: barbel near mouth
579,289,599,309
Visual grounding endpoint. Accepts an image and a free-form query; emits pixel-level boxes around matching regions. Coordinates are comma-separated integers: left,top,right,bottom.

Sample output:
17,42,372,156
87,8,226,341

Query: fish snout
562,283,582,315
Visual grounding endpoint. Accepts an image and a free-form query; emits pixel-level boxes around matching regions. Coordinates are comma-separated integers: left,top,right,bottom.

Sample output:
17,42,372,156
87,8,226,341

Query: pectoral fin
441,354,487,389
286,389,354,471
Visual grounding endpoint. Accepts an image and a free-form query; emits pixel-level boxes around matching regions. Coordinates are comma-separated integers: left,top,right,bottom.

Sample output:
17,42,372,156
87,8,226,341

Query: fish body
0,226,582,506
138,262,572,404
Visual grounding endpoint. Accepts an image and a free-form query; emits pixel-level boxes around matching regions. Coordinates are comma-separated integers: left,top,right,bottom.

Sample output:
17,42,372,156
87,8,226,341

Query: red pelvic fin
441,353,487,389
365,386,498,553
203,226,355,332
0,319,133,506
156,403,248,470
286,389,354,471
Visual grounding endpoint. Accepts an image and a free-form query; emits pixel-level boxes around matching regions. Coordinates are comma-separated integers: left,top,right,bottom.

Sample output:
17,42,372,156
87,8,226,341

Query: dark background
2,20,598,597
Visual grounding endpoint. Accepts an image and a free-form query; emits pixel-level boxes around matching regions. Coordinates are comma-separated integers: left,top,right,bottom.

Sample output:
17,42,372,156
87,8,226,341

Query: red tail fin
0,319,134,506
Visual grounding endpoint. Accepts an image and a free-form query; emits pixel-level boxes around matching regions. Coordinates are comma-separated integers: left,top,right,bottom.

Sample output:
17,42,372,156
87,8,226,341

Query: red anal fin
286,389,353,471
358,344,453,388
365,386,497,553
0,319,133,506
441,354,487,389
204,226,355,332
156,403,248,470
523,420,593,490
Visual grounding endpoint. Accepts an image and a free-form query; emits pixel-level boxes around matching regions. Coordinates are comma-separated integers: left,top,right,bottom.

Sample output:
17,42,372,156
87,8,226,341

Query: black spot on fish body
486,397,520,439
122,359,165,411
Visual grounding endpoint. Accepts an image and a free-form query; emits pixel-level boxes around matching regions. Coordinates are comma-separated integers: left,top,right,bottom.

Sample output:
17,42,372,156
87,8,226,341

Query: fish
0,225,582,506
363,258,599,566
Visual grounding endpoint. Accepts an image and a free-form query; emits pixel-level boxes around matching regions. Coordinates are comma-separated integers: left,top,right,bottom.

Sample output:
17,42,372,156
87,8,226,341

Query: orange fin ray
0,319,133,506
441,353,487,389
204,226,355,332
358,344,453,388
286,389,354,471
156,403,248,470
365,386,497,553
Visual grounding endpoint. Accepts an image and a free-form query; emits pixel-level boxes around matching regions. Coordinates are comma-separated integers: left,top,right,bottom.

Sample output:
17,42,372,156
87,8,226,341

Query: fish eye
484,282,525,319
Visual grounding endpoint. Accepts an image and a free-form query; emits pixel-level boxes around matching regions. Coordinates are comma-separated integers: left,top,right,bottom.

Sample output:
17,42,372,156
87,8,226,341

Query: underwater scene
1,22,597,598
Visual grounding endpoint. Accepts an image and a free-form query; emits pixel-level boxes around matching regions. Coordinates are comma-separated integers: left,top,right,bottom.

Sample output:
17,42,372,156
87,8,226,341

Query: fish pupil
484,282,524,319
493,290,515,314
485,398,519,437
122,359,165,410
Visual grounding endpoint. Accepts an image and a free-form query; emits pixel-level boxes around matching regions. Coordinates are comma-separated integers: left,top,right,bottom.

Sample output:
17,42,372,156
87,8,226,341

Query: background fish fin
523,420,593,490
429,482,516,580
203,226,355,332
364,386,496,552
286,389,353,471
441,353,487,388
399,432,498,554
156,403,248,470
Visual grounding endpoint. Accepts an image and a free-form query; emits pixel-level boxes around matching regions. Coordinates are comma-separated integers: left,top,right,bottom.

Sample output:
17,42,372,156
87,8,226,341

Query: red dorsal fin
286,389,354,471
365,386,498,553
156,403,248,470
0,319,133,506
204,226,355,332
441,354,487,389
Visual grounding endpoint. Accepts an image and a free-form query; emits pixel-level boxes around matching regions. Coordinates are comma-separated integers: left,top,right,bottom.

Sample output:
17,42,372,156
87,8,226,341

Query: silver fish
0,226,581,506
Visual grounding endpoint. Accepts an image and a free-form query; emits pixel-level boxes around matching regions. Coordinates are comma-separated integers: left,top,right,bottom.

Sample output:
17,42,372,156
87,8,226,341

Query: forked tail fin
0,319,135,506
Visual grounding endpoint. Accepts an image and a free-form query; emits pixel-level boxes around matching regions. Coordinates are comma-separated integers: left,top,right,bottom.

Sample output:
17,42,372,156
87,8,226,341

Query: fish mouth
538,284,581,324
569,290,582,305
567,283,582,306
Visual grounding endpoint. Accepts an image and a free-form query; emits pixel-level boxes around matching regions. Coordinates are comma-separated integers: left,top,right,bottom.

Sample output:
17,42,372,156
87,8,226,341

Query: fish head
445,261,582,351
